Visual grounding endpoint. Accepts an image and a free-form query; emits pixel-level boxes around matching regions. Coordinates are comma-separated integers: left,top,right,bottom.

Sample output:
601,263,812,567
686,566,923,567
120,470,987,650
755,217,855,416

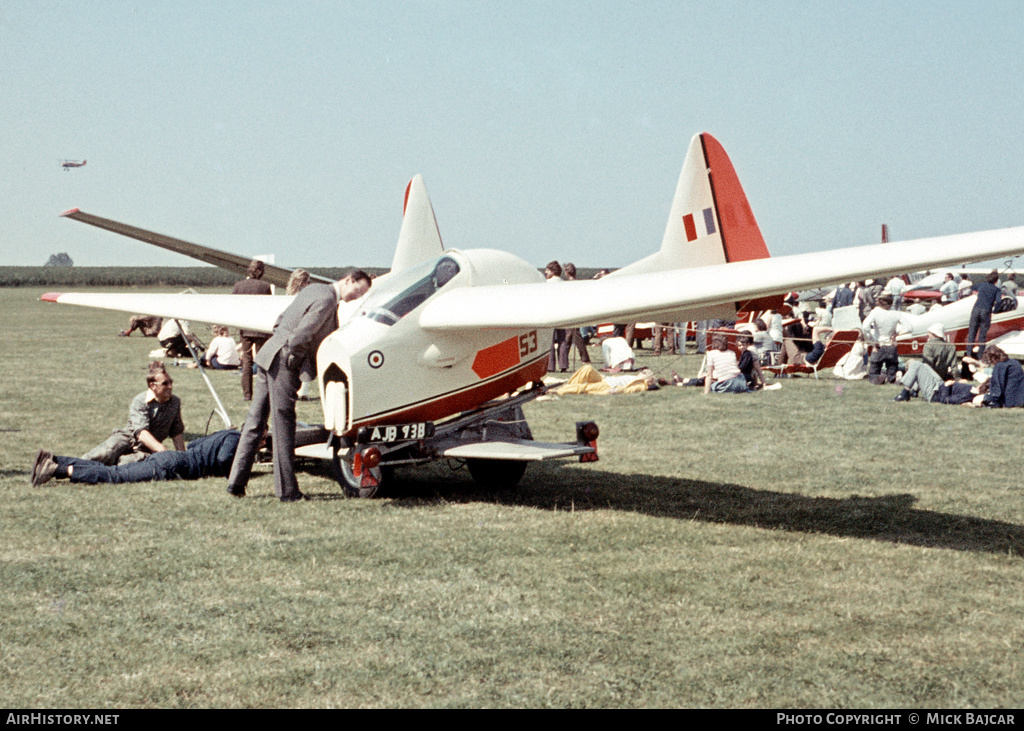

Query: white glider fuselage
317,249,549,436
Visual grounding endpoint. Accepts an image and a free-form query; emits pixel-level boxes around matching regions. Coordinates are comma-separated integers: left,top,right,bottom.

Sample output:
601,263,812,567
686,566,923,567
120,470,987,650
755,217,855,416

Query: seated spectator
960,354,993,384
921,323,959,380
32,430,240,487
79,362,186,465
201,326,241,370
892,359,946,403
979,346,1024,407
751,318,778,355
158,318,202,358
600,336,635,372
736,333,767,390
120,314,162,337
785,325,834,367
832,331,869,380
704,333,751,394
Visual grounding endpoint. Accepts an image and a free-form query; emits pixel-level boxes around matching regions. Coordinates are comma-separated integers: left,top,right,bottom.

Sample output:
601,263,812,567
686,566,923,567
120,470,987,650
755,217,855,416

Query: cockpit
361,255,463,326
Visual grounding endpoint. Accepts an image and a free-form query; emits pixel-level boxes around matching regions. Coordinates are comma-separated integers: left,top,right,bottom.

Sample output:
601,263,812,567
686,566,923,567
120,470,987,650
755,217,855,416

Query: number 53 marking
519,330,538,357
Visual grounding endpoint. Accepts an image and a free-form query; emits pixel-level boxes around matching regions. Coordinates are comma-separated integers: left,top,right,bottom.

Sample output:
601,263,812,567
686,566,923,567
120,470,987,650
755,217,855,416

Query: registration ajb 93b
357,422,436,444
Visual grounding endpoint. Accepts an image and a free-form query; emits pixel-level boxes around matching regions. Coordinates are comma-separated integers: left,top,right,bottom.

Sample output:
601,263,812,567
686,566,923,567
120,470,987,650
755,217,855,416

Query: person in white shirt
203,326,242,370
861,295,913,383
704,333,751,394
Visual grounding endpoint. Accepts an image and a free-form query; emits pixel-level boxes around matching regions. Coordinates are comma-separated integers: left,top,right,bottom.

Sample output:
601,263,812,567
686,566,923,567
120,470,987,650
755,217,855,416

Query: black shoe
226,484,246,498
892,389,912,402
280,492,307,502
30,449,58,487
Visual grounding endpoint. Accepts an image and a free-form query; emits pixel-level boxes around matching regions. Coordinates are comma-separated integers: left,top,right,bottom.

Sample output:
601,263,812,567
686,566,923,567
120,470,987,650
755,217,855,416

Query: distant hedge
0,266,387,288
1,265,610,287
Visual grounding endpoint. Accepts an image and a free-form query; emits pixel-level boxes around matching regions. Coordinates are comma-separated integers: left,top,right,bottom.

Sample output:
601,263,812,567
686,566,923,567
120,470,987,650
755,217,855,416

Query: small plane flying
43,132,1024,495
60,159,86,171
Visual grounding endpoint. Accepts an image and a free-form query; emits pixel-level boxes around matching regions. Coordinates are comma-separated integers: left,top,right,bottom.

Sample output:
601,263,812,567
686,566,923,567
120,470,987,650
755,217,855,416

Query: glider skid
330,382,599,497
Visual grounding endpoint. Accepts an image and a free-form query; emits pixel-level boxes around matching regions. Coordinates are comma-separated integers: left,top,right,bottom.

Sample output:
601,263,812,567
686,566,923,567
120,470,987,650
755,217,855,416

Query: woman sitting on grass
704,333,751,394
978,346,1024,408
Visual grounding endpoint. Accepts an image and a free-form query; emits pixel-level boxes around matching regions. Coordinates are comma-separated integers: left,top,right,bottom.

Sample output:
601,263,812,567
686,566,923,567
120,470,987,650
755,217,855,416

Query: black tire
466,459,527,489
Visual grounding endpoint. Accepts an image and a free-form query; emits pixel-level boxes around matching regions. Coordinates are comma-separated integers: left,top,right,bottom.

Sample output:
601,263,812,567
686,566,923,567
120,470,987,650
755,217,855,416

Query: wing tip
60,208,81,218
40,292,63,302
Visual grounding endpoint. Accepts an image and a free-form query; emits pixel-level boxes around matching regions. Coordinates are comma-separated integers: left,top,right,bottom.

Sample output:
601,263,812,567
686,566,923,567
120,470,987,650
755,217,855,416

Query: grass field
2,286,1023,708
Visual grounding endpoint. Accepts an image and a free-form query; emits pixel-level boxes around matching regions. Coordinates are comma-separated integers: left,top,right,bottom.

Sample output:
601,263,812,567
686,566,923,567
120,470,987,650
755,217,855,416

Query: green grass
2,287,1023,707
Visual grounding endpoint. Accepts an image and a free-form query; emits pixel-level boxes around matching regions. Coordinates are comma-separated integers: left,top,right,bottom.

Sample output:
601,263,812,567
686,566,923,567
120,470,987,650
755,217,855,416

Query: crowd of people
545,266,1023,408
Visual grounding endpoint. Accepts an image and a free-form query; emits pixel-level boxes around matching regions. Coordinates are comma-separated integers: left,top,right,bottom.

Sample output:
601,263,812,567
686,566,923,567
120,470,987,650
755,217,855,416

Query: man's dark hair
247,259,266,279
347,269,372,286
987,270,1000,284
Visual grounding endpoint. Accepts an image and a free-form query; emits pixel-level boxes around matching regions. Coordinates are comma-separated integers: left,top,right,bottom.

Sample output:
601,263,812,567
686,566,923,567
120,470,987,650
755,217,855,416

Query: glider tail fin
391,174,445,274
611,132,771,277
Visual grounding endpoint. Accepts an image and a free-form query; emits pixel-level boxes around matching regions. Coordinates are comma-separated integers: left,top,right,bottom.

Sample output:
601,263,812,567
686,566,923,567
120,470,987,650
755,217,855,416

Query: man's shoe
226,484,246,498
892,388,912,402
280,492,307,503
30,449,58,487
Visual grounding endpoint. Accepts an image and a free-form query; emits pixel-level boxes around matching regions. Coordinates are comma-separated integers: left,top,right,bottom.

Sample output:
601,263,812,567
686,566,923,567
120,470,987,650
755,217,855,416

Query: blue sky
3,1,1022,269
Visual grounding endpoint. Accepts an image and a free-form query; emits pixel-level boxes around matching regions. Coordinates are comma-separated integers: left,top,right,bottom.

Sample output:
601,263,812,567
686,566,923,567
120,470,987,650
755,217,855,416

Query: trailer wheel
467,459,527,489
332,445,385,498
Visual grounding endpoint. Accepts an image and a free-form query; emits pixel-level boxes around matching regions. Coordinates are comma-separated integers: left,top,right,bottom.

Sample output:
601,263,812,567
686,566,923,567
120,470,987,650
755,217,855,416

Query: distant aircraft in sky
44,132,1024,495
60,159,86,171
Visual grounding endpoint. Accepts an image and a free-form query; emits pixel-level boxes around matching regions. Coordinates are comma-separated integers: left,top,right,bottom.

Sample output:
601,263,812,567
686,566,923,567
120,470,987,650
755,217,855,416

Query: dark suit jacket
255,283,339,381
232,277,274,338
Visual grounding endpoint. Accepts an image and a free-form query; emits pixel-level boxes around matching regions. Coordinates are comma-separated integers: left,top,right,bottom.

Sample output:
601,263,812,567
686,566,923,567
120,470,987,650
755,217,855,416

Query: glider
43,132,1024,494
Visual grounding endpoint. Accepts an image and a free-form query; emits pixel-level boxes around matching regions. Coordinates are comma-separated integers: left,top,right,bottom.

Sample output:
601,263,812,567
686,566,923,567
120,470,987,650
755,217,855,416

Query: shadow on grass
375,462,1024,557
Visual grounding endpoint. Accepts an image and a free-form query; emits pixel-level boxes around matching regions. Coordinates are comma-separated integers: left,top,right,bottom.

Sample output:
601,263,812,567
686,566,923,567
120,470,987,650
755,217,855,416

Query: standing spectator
1001,272,1018,300
966,270,1002,358
562,263,591,364
884,275,907,310
226,270,372,502
287,270,316,400
939,273,959,304
233,259,273,401
957,275,974,300
287,269,311,295
862,295,913,384
544,261,570,372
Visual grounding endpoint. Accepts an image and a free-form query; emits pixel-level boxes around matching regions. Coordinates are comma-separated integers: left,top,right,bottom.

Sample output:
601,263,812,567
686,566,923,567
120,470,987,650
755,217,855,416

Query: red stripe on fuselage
351,355,548,431
471,335,521,379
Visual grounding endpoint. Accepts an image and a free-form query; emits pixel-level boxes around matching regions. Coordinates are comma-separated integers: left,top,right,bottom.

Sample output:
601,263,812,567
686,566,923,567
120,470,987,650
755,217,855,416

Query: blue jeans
710,375,751,393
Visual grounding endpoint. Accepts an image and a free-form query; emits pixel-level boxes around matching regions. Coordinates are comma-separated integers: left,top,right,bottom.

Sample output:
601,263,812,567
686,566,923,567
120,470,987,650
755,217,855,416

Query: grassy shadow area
386,463,1024,555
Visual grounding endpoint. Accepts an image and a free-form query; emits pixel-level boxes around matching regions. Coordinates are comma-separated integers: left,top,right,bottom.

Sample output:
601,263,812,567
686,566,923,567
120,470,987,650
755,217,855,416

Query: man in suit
226,270,372,502
232,259,274,400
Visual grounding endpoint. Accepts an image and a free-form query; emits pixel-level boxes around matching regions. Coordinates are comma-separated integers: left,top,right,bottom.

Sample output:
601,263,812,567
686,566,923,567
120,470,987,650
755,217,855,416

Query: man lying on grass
30,430,240,487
